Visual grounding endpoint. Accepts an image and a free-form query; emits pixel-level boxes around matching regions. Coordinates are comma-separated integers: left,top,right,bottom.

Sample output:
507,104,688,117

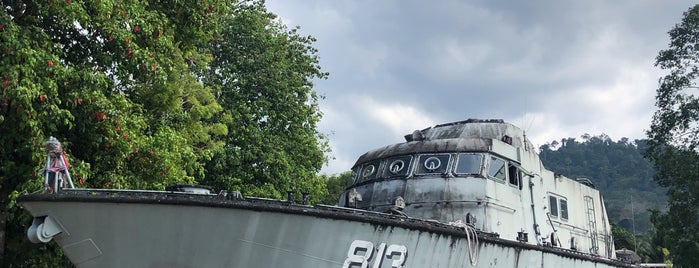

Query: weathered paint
342,119,616,258
18,119,632,267
19,189,635,268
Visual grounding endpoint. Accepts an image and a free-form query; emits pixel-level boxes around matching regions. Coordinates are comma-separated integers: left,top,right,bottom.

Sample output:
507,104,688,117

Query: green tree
202,2,330,202
0,0,232,265
612,222,636,251
646,4,699,267
318,171,353,205
539,136,663,234
1,0,331,264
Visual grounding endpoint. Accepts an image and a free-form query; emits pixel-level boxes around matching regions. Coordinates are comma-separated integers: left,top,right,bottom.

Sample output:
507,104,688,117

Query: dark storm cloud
267,0,694,173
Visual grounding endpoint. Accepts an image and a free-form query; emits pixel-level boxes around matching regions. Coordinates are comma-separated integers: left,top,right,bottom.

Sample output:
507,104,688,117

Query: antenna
522,98,528,133
521,98,536,136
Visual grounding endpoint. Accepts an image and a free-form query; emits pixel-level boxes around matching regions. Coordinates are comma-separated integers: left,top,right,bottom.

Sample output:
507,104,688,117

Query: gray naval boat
19,119,639,267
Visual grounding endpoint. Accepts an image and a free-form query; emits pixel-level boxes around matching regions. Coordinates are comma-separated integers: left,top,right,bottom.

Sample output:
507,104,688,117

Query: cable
464,224,480,267
448,220,480,266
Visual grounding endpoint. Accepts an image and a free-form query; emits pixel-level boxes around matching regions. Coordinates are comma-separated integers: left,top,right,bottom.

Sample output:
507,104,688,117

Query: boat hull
19,190,635,268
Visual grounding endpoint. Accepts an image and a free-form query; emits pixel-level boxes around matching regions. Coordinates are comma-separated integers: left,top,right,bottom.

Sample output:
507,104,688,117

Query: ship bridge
340,119,533,232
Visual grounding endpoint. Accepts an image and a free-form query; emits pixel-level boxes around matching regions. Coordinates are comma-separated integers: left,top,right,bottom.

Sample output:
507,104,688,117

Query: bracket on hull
27,216,63,243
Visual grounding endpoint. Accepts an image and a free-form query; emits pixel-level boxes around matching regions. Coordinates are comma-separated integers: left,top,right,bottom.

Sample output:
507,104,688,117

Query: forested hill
538,135,665,233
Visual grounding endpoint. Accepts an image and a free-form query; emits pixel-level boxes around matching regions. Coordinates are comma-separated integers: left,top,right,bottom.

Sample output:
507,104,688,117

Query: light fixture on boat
347,188,362,208
465,212,476,225
388,196,407,216
393,196,405,209
517,230,528,242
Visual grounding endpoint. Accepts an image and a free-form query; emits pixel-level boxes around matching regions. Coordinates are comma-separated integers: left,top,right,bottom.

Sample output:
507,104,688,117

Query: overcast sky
266,0,694,175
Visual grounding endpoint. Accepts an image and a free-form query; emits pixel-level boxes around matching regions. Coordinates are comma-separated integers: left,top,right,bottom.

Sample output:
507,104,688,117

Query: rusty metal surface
341,119,619,260
355,138,493,165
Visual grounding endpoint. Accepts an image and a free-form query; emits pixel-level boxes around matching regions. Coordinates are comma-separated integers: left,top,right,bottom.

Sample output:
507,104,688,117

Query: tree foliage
202,2,329,201
539,135,664,233
0,0,330,265
540,136,667,262
646,4,699,267
612,222,636,251
318,171,353,205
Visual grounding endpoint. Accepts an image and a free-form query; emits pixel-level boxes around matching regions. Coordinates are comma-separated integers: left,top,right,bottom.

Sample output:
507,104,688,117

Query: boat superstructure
17,119,634,268
339,119,615,257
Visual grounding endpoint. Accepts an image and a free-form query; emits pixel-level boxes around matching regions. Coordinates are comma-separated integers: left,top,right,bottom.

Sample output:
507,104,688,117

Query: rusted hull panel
19,190,636,268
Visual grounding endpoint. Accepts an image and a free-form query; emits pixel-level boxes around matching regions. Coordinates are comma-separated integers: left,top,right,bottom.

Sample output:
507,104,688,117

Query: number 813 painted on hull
343,240,408,268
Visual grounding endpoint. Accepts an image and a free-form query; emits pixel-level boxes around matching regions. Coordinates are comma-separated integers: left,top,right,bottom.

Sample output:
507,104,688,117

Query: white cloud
266,0,693,175
358,95,436,136
317,95,437,174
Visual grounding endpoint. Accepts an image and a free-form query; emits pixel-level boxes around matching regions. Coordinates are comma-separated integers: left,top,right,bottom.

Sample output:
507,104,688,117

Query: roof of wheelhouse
353,119,532,166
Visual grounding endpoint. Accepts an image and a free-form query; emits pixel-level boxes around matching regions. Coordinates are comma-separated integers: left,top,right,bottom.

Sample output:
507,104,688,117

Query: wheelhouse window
351,168,360,184
549,194,568,221
508,165,521,188
549,195,559,218
455,153,483,175
560,199,569,220
383,155,412,177
415,154,450,175
487,156,506,181
358,160,381,183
